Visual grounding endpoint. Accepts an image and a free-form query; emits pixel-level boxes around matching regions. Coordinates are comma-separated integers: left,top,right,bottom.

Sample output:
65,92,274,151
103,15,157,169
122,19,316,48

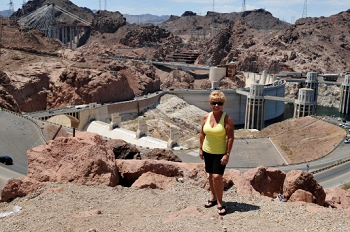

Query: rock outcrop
325,187,350,209
107,139,141,159
283,170,326,206
26,132,119,186
131,172,177,189
0,177,44,202
160,70,195,89
116,159,206,187
119,25,182,47
92,10,126,33
244,167,286,198
224,166,328,206
141,148,182,162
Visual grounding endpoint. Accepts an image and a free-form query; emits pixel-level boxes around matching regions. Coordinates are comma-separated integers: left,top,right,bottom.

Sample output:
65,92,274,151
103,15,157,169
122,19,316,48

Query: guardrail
311,157,350,174
0,108,48,142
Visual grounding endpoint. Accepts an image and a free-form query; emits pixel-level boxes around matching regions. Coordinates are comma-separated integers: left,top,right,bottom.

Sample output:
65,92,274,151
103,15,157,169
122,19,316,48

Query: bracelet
226,152,230,156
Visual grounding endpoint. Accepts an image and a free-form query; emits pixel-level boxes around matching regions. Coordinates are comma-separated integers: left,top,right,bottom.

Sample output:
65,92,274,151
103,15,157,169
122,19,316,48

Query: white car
344,138,350,144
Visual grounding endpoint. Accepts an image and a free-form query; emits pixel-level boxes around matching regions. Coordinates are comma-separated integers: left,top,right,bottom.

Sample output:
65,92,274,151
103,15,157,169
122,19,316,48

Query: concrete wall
167,83,285,125
77,93,163,130
264,84,286,120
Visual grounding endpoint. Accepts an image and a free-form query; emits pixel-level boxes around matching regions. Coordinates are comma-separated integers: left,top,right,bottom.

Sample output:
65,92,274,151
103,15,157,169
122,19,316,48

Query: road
175,137,350,188
0,110,46,189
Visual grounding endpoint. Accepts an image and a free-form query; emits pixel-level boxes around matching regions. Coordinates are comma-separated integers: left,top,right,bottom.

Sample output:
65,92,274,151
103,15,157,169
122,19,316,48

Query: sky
1,0,350,23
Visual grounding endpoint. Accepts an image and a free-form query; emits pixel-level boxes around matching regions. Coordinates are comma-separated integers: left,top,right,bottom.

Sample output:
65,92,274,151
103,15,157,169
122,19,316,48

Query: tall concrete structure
109,113,121,130
136,118,147,139
167,127,180,148
209,66,226,89
339,75,350,114
305,72,318,106
294,88,316,118
245,84,265,130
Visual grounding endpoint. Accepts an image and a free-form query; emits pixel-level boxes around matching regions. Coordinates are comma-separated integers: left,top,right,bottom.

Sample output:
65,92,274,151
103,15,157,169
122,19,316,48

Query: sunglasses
211,101,223,106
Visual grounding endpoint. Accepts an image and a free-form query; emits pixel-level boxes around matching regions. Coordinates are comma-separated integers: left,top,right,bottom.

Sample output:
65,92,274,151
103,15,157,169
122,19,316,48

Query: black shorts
203,151,226,175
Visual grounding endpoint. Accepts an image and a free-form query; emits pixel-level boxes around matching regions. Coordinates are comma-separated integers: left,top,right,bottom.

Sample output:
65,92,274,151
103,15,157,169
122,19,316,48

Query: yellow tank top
202,112,227,154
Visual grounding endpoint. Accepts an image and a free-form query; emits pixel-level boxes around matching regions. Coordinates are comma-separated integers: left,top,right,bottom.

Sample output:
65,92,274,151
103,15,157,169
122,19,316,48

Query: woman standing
199,90,234,216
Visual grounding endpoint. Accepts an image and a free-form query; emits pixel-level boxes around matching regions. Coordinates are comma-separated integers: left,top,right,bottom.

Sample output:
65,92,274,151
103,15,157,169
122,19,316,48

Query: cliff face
0,26,160,112
199,10,350,74
0,54,160,113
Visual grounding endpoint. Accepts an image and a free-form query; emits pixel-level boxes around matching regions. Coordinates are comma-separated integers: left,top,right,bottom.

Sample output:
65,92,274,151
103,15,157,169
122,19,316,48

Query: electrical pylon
241,0,246,18
8,0,14,16
302,0,307,18
241,0,246,14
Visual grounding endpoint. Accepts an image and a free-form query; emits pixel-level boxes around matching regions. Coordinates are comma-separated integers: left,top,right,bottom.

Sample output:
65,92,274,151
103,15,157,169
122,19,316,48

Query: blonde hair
209,90,226,105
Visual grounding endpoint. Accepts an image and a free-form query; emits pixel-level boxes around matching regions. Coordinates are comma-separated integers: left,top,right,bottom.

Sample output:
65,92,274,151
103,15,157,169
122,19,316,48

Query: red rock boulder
27,132,119,187
131,172,177,189
243,166,286,198
325,187,350,209
223,169,261,197
289,189,315,203
116,159,206,188
106,139,141,159
0,177,44,202
141,148,182,162
283,170,326,206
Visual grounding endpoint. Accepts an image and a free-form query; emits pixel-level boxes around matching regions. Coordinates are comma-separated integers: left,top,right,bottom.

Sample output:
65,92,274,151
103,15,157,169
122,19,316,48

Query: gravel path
1,182,349,232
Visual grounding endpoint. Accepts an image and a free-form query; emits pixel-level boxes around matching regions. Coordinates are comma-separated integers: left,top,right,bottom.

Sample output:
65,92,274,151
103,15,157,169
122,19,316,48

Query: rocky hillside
200,10,350,74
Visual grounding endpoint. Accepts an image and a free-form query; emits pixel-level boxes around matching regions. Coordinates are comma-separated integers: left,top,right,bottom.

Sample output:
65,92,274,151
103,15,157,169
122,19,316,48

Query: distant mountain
123,14,170,24
0,10,10,18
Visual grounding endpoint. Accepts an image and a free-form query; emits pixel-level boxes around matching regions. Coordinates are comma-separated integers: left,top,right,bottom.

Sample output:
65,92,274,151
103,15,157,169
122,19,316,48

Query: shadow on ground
225,201,260,214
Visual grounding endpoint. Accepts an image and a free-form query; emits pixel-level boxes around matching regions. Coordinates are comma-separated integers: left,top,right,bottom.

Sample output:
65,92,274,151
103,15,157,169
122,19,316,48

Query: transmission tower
241,0,246,15
105,0,107,10
212,0,215,12
22,0,27,15
99,0,101,11
302,0,311,52
291,16,295,24
241,0,247,19
8,0,14,17
302,0,307,18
